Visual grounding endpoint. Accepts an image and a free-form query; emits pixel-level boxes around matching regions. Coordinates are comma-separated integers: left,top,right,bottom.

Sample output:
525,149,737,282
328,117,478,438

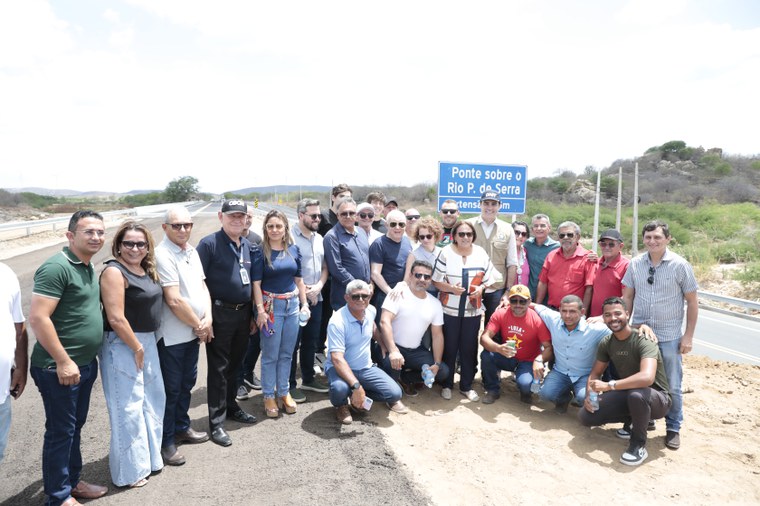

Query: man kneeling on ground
480,284,551,404
578,297,671,467
325,280,408,425
379,260,449,397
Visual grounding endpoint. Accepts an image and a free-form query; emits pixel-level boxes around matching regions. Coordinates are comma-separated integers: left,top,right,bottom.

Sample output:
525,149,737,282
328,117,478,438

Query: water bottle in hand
298,308,310,327
530,378,541,394
588,390,600,411
421,364,435,388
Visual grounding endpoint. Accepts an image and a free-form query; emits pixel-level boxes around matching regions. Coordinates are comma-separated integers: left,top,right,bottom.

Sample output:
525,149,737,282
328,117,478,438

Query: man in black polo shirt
197,200,259,446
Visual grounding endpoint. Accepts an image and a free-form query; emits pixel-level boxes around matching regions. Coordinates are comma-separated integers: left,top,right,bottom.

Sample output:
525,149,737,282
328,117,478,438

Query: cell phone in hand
362,396,373,411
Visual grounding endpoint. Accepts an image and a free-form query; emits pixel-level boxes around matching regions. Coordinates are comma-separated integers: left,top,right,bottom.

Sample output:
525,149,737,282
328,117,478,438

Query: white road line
701,314,760,332
694,338,760,364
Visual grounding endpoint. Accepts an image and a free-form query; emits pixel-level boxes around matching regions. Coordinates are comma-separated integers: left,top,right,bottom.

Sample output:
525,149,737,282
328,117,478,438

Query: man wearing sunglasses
589,229,630,317
622,220,698,451
437,200,460,247
467,190,517,326
324,197,371,311
479,285,551,404
378,261,448,397
325,280,407,425
155,206,213,464
369,210,413,328
536,221,596,314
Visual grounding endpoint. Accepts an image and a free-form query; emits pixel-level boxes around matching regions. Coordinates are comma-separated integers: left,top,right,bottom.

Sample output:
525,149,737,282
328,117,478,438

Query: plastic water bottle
421,364,435,388
298,308,310,327
530,378,541,394
588,390,600,410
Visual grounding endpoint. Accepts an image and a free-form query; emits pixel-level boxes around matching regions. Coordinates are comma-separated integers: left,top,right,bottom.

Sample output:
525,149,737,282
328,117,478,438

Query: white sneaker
441,387,452,400
461,389,480,402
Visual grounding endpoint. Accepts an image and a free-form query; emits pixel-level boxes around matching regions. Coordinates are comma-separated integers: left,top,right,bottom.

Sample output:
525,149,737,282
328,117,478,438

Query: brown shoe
175,428,209,445
161,445,186,466
335,405,353,425
264,397,280,418
61,498,82,506
278,393,297,414
386,400,409,414
71,480,108,500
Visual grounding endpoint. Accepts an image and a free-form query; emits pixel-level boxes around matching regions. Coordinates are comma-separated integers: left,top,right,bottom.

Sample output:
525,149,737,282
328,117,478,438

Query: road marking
701,314,760,333
694,338,760,364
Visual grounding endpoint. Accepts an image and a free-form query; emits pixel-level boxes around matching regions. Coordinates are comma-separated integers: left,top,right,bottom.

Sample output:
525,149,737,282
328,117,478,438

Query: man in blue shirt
533,295,611,413
523,214,559,301
197,200,259,447
323,198,370,311
325,280,406,425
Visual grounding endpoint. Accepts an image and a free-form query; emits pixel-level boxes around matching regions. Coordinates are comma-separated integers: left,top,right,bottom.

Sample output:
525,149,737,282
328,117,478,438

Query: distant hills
4,185,333,198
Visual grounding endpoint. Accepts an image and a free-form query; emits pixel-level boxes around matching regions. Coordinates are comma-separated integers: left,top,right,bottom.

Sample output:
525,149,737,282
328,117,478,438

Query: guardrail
698,290,760,314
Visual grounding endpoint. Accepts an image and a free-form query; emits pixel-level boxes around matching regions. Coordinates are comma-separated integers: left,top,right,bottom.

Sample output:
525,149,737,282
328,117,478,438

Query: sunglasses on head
647,266,655,285
418,234,433,241
388,222,406,228
413,272,432,280
167,223,193,231
441,209,458,215
558,233,575,239
122,240,148,250
509,298,528,305
358,212,375,219
457,231,473,238
350,293,370,301
339,211,357,218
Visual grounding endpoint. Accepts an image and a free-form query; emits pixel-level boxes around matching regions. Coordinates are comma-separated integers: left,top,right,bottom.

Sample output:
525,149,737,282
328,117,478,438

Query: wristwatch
608,380,617,391
351,381,361,391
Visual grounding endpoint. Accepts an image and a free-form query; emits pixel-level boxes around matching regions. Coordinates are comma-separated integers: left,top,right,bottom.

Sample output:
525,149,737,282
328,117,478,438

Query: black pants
442,314,481,391
577,387,671,446
207,305,251,429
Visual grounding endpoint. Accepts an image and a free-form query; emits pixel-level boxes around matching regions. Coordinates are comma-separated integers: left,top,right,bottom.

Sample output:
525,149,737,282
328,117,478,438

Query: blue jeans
0,394,10,464
658,339,683,432
158,338,200,448
100,331,165,486
31,359,98,506
480,351,534,394
538,369,589,405
290,300,322,386
260,296,300,399
380,344,450,385
326,365,402,407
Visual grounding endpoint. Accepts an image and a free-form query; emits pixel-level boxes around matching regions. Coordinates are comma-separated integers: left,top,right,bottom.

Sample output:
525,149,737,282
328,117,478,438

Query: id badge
239,267,250,286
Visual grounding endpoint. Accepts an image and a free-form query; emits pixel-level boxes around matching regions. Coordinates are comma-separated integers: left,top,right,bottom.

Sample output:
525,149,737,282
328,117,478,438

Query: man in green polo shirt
29,210,109,506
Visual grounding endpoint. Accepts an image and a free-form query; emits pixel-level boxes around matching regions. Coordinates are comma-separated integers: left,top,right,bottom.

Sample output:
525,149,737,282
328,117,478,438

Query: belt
214,300,252,311
263,289,299,300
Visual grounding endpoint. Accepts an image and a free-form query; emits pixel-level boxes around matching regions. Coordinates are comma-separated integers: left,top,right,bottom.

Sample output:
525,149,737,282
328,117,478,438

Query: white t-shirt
381,286,444,349
0,263,25,403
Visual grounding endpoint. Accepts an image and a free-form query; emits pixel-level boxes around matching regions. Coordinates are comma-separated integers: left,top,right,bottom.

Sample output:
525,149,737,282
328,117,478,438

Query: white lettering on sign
484,169,514,181
451,166,482,179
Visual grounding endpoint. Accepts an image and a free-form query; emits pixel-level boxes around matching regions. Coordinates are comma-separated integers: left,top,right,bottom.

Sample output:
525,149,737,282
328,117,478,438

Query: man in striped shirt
622,220,698,451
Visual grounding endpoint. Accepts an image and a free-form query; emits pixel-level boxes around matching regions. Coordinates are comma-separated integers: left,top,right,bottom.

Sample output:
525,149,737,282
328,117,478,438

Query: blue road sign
438,161,527,214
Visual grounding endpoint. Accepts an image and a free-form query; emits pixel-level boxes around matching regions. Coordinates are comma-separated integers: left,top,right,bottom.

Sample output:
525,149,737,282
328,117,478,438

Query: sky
0,0,758,195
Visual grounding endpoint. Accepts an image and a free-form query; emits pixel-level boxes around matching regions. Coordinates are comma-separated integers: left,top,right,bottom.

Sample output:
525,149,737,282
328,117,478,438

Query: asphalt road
0,208,430,505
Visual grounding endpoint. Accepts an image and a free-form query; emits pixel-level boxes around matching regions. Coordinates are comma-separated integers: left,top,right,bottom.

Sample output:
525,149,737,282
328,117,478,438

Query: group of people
0,185,701,504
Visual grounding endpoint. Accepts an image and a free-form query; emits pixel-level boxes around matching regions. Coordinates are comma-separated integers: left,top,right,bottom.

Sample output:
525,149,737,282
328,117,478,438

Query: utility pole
616,166,622,231
632,162,639,255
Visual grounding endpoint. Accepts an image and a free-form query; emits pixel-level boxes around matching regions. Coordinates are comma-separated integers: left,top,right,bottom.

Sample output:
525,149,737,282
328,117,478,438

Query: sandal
130,478,148,488
278,393,297,414
264,397,280,418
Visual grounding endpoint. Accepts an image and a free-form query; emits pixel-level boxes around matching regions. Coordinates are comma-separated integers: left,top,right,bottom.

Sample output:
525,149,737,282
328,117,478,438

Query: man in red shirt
589,229,630,317
535,221,595,313
479,285,552,404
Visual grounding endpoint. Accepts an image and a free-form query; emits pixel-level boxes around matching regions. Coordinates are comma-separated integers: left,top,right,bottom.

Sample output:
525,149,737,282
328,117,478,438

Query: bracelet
534,358,543,363
134,346,144,354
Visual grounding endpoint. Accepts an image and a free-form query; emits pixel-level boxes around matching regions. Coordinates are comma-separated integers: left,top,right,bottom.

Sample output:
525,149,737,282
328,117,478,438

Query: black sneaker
554,400,570,414
235,385,250,401
244,374,262,391
616,423,632,440
647,420,656,431
620,444,648,466
400,381,418,397
665,430,680,450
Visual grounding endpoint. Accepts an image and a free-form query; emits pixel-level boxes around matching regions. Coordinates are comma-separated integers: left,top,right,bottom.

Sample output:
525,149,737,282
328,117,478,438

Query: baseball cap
599,229,623,242
385,197,399,207
356,202,374,214
480,190,500,203
221,199,247,214
508,284,531,300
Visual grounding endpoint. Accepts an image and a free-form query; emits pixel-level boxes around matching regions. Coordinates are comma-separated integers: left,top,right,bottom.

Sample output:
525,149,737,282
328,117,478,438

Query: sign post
437,161,527,214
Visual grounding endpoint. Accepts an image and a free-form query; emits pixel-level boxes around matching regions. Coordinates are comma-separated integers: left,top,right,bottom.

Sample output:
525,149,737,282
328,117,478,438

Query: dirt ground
1,211,759,505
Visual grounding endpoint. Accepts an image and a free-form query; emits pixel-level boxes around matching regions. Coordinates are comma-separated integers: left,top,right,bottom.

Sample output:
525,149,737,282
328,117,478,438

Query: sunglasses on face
358,212,375,219
304,213,321,221
406,215,420,220
350,293,371,301
558,233,575,239
599,241,618,248
122,240,148,250
514,230,528,237
509,298,528,305
388,222,406,228
266,223,285,230
457,231,473,238
413,272,432,280
418,234,433,241
441,209,458,215
339,211,357,218
647,266,655,285
167,223,193,231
